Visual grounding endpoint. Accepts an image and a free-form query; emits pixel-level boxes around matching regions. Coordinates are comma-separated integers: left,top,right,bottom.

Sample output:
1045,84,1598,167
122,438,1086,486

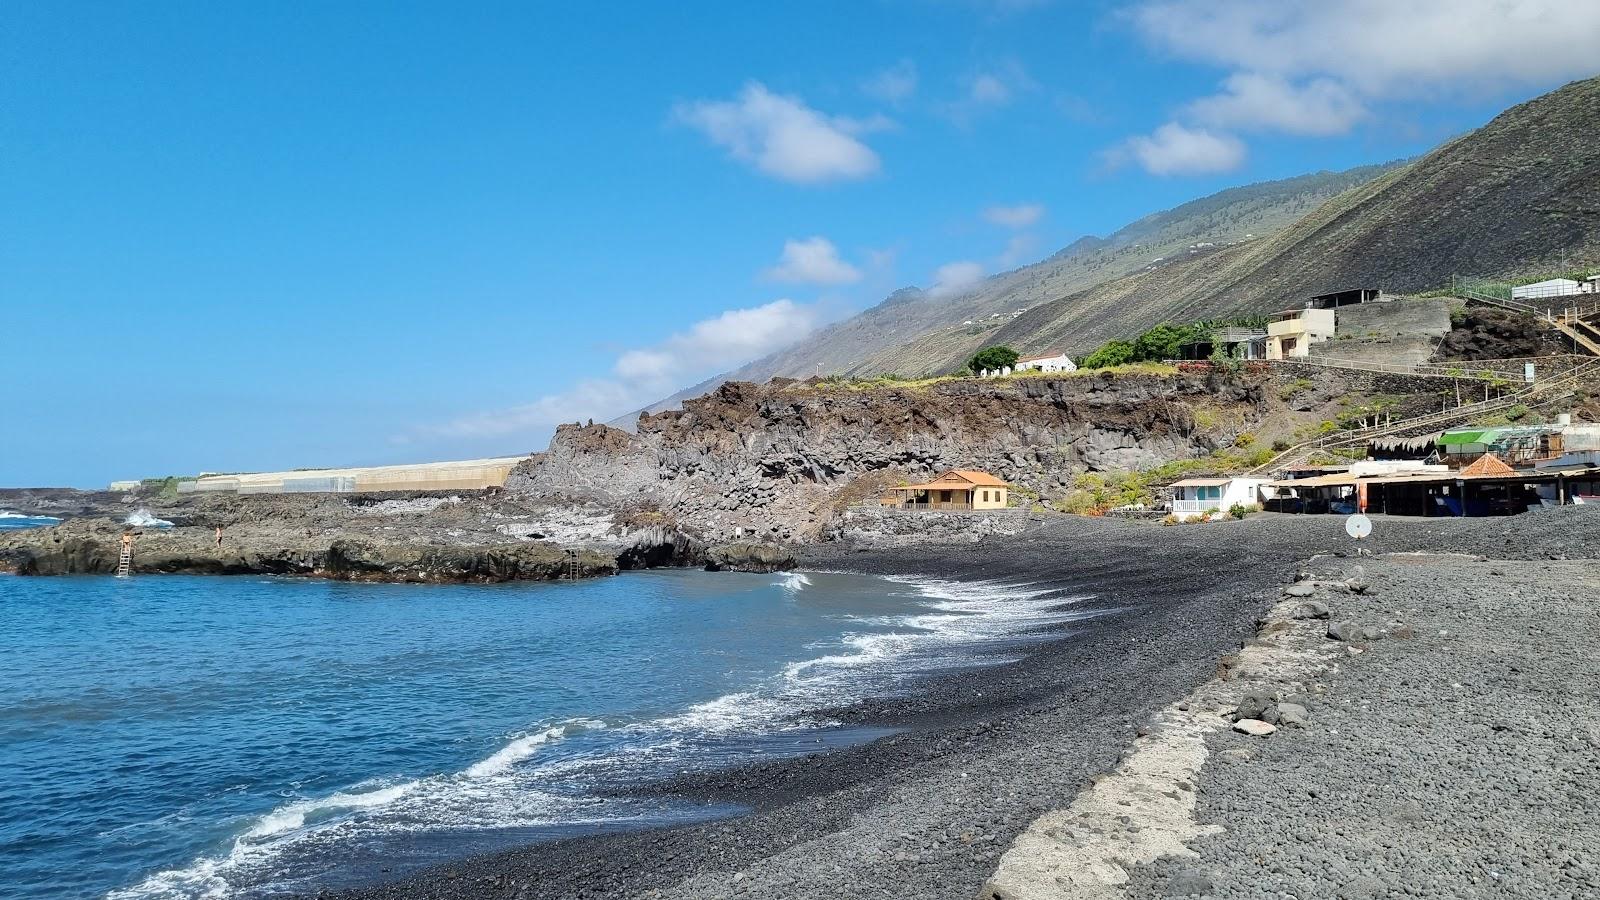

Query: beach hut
1168,477,1268,519
885,470,1010,510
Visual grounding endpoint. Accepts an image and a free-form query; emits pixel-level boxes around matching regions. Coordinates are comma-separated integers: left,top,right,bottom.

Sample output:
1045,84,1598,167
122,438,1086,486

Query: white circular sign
1345,513,1372,540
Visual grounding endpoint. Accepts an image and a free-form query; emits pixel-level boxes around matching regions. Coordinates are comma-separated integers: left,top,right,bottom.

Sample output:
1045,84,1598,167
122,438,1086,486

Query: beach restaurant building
884,470,1010,511
1260,454,1600,517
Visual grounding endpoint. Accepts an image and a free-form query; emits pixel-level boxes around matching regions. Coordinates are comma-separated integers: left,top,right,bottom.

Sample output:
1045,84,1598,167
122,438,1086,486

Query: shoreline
322,509,1600,900
322,516,1344,899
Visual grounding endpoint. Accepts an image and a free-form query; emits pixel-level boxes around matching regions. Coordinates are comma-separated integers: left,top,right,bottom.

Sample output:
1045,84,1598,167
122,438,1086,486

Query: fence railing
1265,353,1588,381
1245,357,1600,475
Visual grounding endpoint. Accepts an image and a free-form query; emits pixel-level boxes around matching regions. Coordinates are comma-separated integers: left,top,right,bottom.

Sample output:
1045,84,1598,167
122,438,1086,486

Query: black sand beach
325,510,1600,900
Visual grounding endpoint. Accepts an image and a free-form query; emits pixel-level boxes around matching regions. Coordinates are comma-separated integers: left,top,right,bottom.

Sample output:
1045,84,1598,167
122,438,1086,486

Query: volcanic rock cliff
507,372,1268,541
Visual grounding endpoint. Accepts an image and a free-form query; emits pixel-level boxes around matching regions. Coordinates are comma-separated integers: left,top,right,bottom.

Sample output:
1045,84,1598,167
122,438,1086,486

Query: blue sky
5,1,1598,487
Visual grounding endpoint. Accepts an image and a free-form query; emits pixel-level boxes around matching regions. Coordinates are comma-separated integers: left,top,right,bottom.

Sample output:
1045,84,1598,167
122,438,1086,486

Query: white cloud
1118,123,1247,176
969,73,1012,106
1188,72,1367,135
763,236,863,285
420,380,643,441
655,298,822,368
1130,0,1600,98
941,61,1036,125
997,233,1039,268
863,60,919,104
418,299,822,440
929,260,987,298
1110,1,1600,175
984,203,1045,229
674,82,888,184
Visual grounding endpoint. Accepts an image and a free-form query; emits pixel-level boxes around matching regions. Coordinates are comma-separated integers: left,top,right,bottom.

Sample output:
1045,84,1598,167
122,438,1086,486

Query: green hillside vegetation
1078,315,1272,369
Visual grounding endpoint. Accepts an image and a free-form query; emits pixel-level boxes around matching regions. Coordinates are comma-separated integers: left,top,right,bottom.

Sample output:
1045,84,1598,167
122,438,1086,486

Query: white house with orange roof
884,470,1010,510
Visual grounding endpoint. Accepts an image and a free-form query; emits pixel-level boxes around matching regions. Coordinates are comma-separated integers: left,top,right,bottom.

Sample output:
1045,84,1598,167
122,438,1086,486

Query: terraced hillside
862,75,1600,376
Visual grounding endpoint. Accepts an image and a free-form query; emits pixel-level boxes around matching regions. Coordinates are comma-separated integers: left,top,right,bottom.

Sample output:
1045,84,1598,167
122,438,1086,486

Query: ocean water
0,512,62,530
0,569,1091,899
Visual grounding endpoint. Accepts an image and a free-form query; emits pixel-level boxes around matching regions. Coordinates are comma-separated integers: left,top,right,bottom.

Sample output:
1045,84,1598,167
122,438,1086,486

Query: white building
1265,307,1336,359
1168,477,1268,520
1014,351,1077,373
178,456,527,495
1512,278,1582,301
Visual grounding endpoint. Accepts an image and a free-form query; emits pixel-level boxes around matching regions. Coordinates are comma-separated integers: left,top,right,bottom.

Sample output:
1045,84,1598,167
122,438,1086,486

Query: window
981,490,989,502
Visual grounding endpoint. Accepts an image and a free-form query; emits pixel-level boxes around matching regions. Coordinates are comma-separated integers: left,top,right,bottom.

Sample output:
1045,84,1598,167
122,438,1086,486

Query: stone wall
1333,298,1453,340
1303,299,1455,367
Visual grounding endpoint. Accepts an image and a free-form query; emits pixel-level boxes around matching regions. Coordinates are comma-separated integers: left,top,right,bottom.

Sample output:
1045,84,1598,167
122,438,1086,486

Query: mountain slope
616,162,1400,425
866,75,1600,375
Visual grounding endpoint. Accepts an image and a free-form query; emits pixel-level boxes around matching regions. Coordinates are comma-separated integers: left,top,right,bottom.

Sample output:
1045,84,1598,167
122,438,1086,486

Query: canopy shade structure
1267,473,1358,489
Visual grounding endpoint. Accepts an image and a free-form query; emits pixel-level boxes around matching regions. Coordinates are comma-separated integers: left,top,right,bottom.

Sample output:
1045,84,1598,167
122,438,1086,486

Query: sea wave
466,721,600,778
108,717,603,900
775,572,812,592
125,509,175,528
106,575,1093,899
0,511,61,529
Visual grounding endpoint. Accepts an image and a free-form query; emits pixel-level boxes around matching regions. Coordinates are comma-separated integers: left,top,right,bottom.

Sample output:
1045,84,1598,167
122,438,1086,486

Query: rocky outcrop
825,507,1051,548
323,539,616,583
0,518,619,582
702,542,796,573
507,371,1268,542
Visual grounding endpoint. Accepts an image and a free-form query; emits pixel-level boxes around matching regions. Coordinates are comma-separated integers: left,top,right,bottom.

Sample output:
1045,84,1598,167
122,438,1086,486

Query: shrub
1082,339,1136,369
1272,439,1291,451
1233,432,1256,448
1277,377,1313,401
1227,502,1260,520
1132,323,1200,363
1161,514,1180,526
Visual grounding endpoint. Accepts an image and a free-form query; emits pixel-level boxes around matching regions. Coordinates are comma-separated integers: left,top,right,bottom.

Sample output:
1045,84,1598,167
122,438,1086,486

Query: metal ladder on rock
564,550,580,580
116,541,133,578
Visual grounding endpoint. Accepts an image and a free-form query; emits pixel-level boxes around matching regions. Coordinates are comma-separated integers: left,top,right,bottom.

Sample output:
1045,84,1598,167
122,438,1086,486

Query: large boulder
702,542,796,573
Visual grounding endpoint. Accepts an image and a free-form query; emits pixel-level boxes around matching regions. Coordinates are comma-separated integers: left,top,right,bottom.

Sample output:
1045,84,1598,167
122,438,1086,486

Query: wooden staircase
1551,299,1600,356
1460,288,1600,357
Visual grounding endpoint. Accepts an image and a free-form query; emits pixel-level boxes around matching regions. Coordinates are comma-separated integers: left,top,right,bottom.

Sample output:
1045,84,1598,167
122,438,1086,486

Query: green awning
1439,429,1498,445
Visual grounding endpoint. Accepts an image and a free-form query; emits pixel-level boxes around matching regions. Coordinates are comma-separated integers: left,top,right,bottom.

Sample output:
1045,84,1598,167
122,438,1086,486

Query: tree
1082,339,1135,369
967,345,1020,374
1132,323,1197,363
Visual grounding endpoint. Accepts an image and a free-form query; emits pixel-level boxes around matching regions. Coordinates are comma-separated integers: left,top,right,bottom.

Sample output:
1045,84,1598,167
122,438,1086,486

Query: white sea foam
0,511,59,521
466,720,600,777
651,690,801,734
125,509,174,528
110,718,600,899
107,575,1094,900
775,572,812,592
243,781,417,840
